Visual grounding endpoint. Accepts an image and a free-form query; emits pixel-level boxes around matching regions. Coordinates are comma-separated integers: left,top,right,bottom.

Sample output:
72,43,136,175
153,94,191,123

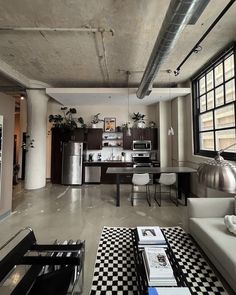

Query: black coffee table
133,229,191,294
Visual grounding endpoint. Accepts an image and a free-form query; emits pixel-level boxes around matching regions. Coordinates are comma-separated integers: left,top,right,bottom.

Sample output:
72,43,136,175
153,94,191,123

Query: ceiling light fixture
167,70,174,136
126,71,131,137
20,95,24,100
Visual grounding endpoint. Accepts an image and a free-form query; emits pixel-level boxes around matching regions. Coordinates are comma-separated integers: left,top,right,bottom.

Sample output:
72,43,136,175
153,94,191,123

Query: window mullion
193,44,236,160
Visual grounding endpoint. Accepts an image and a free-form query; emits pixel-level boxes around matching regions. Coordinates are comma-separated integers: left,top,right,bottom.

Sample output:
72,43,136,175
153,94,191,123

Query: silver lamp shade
197,154,236,194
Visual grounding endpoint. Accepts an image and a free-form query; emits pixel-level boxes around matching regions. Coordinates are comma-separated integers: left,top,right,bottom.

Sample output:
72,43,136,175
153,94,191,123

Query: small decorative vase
137,122,145,128
92,124,97,128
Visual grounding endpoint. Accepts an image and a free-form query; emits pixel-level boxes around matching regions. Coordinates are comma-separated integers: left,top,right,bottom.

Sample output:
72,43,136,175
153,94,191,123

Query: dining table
106,166,197,206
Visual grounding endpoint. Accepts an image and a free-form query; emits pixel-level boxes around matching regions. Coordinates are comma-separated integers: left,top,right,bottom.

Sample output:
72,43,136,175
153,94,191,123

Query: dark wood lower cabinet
83,162,133,184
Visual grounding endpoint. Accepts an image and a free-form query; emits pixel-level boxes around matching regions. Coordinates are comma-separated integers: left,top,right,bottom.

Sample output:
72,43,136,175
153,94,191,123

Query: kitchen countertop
83,161,133,164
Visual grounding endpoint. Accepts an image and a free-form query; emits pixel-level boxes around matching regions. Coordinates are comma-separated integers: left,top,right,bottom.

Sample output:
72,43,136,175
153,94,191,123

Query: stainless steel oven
132,140,152,151
132,152,153,183
132,152,152,166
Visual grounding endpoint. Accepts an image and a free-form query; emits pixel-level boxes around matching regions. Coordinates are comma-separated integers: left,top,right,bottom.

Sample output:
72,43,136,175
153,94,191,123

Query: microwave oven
132,140,152,151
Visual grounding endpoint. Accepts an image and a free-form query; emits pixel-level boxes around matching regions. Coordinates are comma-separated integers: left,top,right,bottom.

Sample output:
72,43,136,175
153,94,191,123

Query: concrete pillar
25,88,49,189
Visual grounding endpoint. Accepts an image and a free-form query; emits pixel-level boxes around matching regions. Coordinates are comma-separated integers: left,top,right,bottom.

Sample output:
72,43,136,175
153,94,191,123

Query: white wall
0,92,15,219
47,100,157,128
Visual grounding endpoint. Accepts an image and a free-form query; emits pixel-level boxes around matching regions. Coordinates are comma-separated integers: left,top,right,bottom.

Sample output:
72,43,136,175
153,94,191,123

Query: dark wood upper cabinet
69,128,84,142
150,128,158,150
86,128,103,150
123,128,133,150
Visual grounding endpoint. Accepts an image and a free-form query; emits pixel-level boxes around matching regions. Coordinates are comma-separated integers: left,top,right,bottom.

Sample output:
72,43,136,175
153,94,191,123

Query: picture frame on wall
104,117,116,132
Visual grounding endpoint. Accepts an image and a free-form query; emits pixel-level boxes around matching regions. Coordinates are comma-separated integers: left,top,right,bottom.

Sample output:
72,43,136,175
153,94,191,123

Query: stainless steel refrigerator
61,141,83,185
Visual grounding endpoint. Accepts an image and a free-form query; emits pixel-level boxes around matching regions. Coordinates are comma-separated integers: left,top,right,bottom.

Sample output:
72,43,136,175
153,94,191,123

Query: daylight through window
192,45,236,160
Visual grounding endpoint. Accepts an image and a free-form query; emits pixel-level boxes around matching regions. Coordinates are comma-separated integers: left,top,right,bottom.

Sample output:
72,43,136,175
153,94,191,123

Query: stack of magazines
143,248,177,287
137,226,167,249
148,287,191,295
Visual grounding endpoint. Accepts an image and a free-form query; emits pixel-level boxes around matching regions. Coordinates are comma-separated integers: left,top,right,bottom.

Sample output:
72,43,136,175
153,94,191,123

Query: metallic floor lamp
197,143,236,194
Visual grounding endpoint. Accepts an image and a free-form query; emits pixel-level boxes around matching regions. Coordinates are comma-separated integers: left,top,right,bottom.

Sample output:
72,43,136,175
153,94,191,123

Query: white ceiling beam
46,87,191,106
0,59,31,88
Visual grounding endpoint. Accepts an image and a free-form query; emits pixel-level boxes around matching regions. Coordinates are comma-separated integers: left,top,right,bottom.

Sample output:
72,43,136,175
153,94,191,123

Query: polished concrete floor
0,182,188,294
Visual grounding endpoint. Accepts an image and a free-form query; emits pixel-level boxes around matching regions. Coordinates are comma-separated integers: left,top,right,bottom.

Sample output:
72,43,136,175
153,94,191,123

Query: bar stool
131,173,151,206
154,173,178,206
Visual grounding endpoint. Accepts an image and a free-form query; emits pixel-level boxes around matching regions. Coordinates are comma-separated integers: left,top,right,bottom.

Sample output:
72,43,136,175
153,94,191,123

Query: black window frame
192,43,236,161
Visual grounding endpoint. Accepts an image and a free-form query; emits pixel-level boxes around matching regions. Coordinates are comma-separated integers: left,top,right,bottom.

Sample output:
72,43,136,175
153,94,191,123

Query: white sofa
188,197,236,291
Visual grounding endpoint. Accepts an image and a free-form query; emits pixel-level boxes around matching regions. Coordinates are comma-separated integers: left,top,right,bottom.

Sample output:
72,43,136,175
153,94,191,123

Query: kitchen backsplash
85,148,158,162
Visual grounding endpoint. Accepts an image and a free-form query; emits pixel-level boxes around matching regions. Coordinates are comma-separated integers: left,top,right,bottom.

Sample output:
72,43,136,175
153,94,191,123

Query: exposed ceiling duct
136,0,210,99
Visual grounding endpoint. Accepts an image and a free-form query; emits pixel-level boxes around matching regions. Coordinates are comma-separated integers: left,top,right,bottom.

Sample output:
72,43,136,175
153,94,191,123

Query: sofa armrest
188,197,235,218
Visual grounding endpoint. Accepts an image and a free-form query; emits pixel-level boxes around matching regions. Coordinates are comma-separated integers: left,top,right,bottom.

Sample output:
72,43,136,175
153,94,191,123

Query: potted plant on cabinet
49,107,86,131
91,113,104,128
132,112,146,128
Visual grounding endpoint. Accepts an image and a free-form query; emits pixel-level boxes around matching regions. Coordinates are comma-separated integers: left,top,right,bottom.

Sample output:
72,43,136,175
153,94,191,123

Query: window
192,44,236,160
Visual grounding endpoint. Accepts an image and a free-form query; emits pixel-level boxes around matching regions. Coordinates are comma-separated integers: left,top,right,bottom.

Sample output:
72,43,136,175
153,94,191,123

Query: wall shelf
103,131,123,147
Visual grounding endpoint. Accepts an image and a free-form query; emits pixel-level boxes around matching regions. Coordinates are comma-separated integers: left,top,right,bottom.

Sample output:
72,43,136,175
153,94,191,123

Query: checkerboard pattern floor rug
90,226,228,295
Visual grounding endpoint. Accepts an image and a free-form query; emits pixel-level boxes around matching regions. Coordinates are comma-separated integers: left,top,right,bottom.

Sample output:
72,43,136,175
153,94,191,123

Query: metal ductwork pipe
136,0,210,99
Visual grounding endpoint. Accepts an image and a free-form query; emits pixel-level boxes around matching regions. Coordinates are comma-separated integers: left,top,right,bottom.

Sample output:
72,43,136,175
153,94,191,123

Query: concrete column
25,88,49,189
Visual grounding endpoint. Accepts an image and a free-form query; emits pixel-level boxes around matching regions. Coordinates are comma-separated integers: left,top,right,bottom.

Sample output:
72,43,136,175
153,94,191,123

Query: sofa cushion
189,217,236,285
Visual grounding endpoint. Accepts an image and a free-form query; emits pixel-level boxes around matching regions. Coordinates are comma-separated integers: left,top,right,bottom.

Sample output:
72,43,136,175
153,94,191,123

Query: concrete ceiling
0,0,235,89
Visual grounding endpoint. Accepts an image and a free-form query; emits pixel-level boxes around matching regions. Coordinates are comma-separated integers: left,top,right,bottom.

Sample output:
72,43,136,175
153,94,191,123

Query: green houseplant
91,113,104,128
49,107,86,130
132,112,146,128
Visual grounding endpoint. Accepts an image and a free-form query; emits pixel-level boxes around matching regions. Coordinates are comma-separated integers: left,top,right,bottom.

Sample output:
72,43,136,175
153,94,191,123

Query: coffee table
133,229,190,294
90,227,227,295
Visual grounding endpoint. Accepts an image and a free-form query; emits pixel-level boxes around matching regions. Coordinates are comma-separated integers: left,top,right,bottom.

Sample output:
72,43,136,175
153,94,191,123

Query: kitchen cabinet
122,128,133,150
69,128,84,142
149,128,158,150
83,161,133,184
132,128,153,141
86,128,103,150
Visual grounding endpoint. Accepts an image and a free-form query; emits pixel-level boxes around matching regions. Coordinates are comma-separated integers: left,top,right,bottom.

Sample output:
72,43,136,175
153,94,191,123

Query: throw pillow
224,215,236,235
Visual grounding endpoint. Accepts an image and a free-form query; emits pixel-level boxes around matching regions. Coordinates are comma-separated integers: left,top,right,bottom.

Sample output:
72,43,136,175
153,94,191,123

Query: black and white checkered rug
90,227,227,295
